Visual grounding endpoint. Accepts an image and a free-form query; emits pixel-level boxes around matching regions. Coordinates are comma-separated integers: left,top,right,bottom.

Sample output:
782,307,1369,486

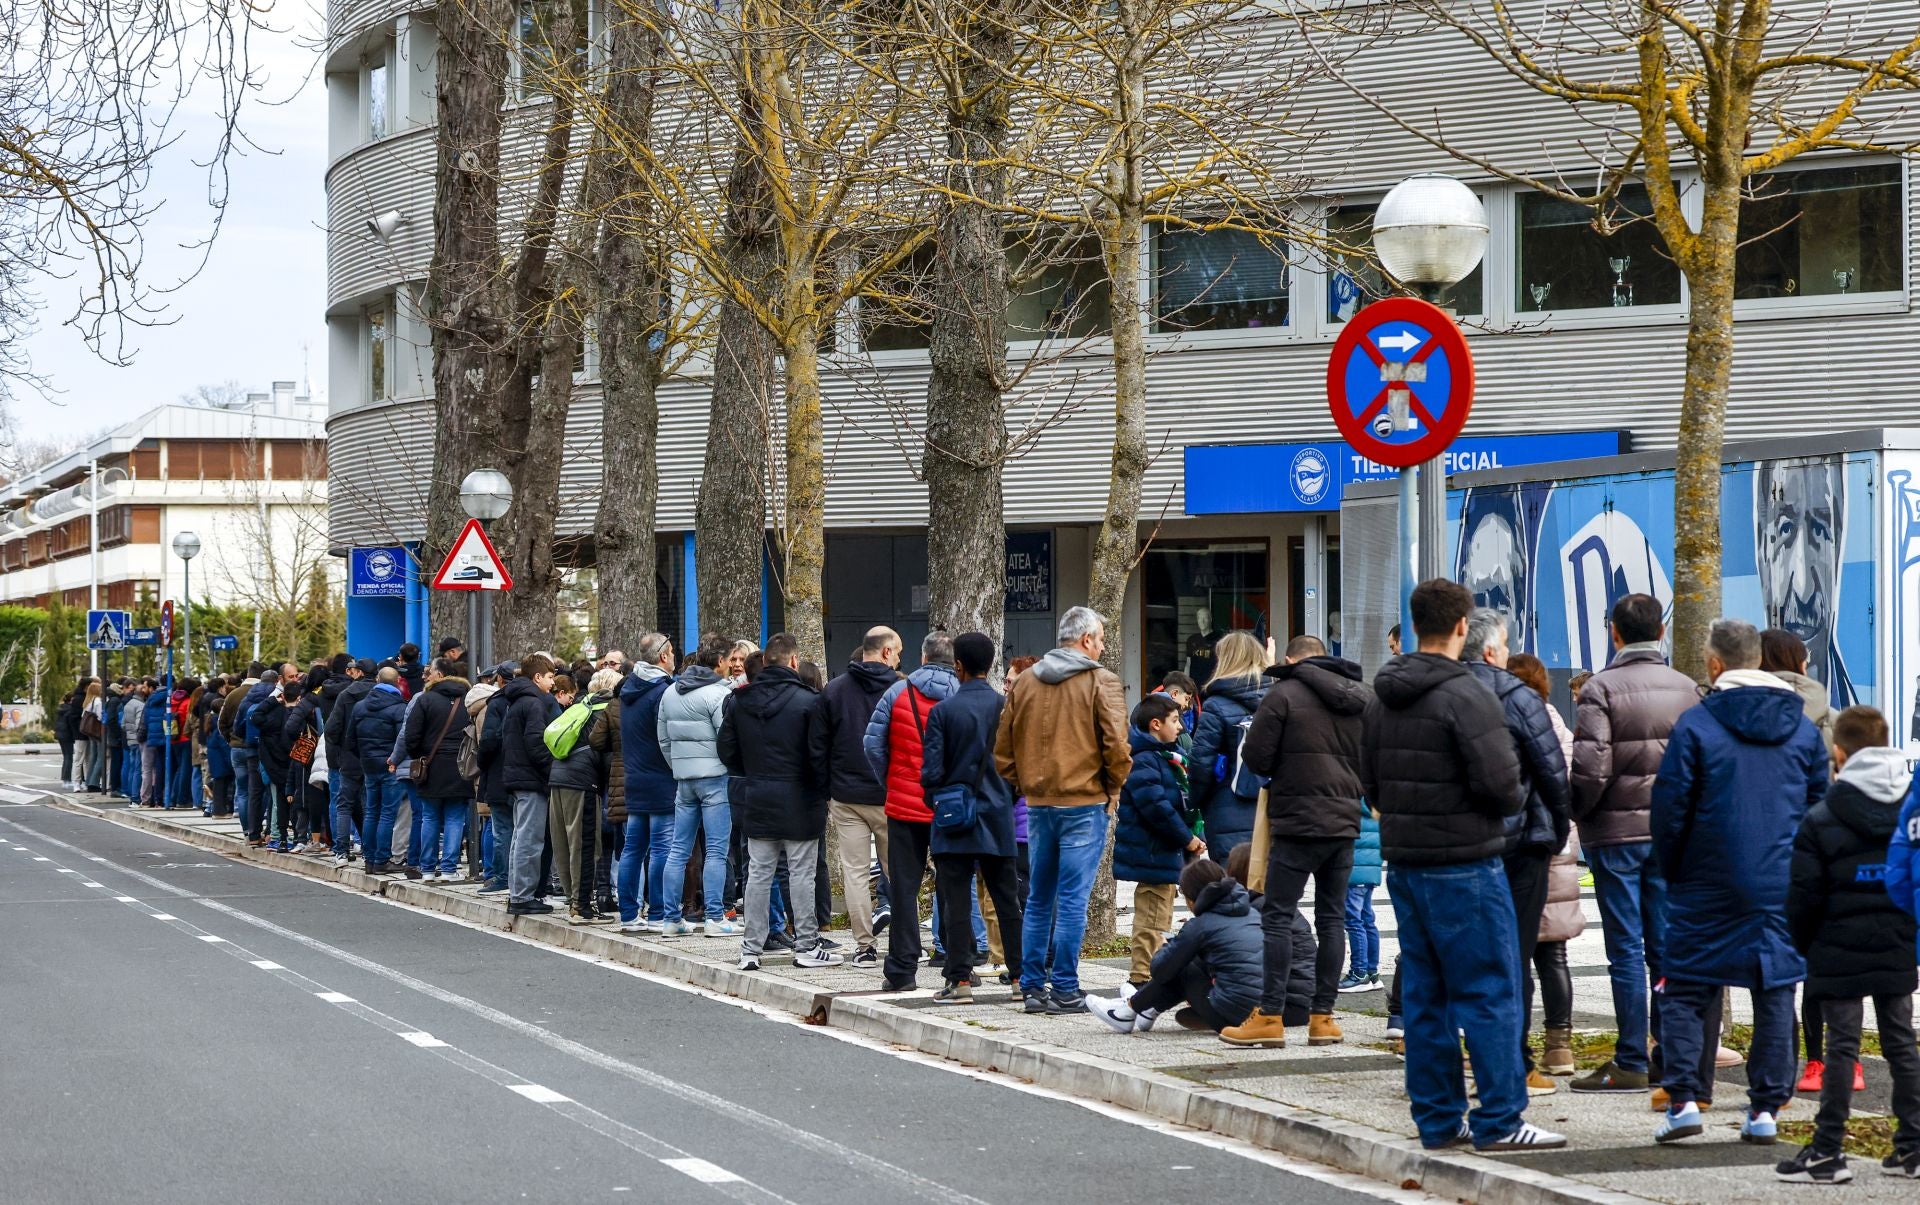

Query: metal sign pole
162,645,173,810
1398,467,1417,647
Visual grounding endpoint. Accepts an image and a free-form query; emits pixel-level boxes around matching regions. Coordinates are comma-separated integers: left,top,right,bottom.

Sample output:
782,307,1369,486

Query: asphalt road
0,789,1413,1205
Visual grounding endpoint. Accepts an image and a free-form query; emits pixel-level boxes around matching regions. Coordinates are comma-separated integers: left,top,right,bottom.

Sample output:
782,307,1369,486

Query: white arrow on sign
1376,330,1423,353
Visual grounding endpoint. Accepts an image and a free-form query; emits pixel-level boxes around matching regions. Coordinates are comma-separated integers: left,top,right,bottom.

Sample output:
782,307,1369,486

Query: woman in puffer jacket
1511,653,1584,1078
1188,632,1273,861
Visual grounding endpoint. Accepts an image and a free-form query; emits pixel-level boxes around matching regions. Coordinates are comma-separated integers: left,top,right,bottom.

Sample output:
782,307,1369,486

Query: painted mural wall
1448,452,1876,715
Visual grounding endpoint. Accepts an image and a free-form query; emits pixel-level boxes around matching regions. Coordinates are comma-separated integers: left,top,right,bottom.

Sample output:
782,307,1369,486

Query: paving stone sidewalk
57,796,1920,1204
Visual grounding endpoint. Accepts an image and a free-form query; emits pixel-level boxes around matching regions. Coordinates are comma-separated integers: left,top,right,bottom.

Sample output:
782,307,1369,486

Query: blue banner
350,546,409,598
210,635,240,652
1183,431,1628,514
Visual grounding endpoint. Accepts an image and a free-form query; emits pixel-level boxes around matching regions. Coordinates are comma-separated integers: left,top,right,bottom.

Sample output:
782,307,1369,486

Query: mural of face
1757,458,1843,683
1463,510,1530,652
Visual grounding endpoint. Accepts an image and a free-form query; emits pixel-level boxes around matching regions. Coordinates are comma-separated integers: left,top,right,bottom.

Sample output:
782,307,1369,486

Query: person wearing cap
440,636,466,664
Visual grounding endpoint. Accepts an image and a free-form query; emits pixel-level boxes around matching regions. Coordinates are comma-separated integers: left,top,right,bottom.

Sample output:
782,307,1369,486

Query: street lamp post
1372,174,1489,640
458,469,513,671
172,532,202,676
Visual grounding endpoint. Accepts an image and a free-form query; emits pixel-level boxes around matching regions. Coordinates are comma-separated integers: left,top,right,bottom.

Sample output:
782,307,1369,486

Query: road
0,773,1419,1205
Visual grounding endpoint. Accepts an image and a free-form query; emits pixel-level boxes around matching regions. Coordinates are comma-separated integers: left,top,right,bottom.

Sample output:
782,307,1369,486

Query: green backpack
543,697,607,760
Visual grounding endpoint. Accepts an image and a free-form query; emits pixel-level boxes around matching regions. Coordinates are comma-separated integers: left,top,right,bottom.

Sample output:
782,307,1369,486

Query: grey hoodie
1032,647,1101,684
1836,743,1907,804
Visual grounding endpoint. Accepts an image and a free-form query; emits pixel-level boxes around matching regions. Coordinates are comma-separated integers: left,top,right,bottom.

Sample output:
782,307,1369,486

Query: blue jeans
617,812,673,923
1588,840,1669,1075
399,780,424,868
332,773,363,856
663,776,731,922
1387,857,1528,1147
418,797,468,876
123,745,144,803
1020,804,1109,996
228,747,253,830
363,769,402,866
488,797,514,885
1345,883,1379,977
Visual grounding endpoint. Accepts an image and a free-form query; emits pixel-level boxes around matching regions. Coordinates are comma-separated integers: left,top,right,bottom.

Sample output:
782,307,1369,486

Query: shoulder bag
413,699,462,784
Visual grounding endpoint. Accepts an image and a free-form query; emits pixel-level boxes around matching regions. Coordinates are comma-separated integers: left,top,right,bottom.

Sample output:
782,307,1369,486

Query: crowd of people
45,590,1920,1178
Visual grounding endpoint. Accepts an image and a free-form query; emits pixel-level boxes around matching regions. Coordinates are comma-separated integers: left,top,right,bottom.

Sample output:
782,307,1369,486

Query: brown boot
1543,1026,1575,1075
1308,1013,1344,1046
1219,1009,1287,1048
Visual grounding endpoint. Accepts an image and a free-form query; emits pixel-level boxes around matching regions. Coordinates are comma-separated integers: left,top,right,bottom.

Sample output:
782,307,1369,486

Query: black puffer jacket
1360,653,1525,867
498,675,558,794
1467,661,1572,854
1788,747,1919,998
324,676,374,773
404,678,472,799
817,659,896,806
348,685,408,777
717,664,827,843
1189,674,1270,840
1151,878,1264,1027
549,692,612,794
1241,656,1371,840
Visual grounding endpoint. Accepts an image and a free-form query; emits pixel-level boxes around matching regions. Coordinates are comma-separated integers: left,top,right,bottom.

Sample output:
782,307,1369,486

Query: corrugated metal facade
325,1,1920,548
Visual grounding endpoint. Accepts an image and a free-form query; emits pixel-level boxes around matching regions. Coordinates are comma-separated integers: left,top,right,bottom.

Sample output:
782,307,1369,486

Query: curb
42,793,1648,1205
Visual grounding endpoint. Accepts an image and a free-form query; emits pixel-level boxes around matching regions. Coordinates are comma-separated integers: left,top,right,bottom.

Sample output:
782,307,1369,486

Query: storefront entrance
1139,540,1270,688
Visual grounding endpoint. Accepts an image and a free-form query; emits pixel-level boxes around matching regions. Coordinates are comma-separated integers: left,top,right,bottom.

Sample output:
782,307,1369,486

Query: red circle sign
1325,296,1474,469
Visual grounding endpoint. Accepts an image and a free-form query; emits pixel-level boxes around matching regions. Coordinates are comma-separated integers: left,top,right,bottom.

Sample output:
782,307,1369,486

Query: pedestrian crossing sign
87,609,131,651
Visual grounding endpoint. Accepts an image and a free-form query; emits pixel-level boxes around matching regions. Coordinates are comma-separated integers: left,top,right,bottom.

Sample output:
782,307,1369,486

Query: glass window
1735,164,1901,300
858,246,936,352
1008,237,1111,341
1327,205,1482,320
367,61,388,140
367,309,388,403
1140,541,1270,688
1153,227,1287,332
1516,185,1680,311
518,1,586,96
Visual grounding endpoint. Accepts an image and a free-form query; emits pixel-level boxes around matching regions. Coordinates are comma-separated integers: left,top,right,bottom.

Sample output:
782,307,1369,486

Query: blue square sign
351,546,409,598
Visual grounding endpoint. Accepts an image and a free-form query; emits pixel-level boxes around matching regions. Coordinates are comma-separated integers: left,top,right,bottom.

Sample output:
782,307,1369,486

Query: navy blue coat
1114,727,1193,885
618,670,677,816
347,684,408,777
1150,878,1264,1027
921,679,1017,859
1651,684,1829,989
1467,661,1573,854
145,689,171,747
1189,675,1268,841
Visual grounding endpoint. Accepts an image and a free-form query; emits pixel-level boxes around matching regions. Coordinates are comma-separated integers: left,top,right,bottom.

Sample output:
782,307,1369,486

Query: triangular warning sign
431,518,514,591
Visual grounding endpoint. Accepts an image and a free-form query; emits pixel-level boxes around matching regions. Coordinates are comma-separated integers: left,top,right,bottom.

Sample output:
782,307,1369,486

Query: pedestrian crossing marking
662,1158,744,1184
509,1084,569,1104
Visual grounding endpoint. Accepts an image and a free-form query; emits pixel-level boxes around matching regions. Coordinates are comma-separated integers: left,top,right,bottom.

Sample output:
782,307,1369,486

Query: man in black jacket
499,654,559,915
345,667,408,870
817,625,900,968
1221,634,1372,1050
718,633,841,971
1360,579,1561,1153
324,659,376,864
1464,607,1573,1090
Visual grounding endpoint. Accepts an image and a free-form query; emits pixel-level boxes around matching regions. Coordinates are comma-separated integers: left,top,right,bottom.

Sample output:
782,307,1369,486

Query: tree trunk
491,309,578,658
424,0,514,642
1670,184,1740,683
924,7,1012,662
696,138,775,646
779,311,827,663
592,14,665,654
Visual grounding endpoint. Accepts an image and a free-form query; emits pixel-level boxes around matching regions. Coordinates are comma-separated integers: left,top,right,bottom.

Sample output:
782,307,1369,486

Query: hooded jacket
549,690,612,794
464,682,503,807
1240,656,1371,840
1114,726,1194,885
716,664,827,842
1787,745,1916,998
324,676,375,775
1359,653,1524,867
1891,783,1920,958
993,648,1130,810
922,678,1018,860
122,692,148,744
656,664,731,781
145,689,172,747
1350,803,1382,887
863,662,959,824
1651,678,1829,989
1188,674,1271,842
497,675,559,794
403,678,472,799
347,683,408,777
613,666,674,816
1571,646,1698,848
1149,877,1264,1028
819,659,897,807
1467,661,1572,854
235,678,277,748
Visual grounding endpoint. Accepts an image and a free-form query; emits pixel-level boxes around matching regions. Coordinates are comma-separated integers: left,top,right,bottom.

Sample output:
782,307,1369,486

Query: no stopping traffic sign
1326,296,1474,468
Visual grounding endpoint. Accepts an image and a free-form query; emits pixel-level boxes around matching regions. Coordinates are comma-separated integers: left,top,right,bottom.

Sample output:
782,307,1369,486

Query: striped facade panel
326,127,437,307
329,0,421,44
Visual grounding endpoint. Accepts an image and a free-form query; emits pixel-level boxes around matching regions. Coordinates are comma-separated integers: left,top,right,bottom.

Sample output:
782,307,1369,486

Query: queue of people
45,589,1920,1178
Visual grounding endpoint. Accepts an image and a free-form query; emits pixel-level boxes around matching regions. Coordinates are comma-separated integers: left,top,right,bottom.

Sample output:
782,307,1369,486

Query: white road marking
198,935,228,943
509,1084,570,1104
31,856,48,861
251,960,282,970
663,1158,744,1185
315,991,355,1003
148,913,176,921
56,868,76,874
114,896,137,903
399,1032,448,1048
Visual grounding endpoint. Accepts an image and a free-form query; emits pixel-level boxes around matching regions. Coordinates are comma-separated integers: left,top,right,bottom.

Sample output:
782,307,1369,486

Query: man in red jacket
863,631,958,991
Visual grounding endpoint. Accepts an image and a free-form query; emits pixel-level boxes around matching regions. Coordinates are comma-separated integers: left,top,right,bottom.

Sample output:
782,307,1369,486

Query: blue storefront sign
350,546,409,598
1183,431,1629,514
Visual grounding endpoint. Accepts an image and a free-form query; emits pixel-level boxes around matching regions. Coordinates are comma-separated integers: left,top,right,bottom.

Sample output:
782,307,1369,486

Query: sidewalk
46,791,1919,1204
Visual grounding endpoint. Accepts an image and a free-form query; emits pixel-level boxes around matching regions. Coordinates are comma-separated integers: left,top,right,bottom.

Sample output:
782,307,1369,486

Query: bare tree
1309,1,1920,677
178,381,250,408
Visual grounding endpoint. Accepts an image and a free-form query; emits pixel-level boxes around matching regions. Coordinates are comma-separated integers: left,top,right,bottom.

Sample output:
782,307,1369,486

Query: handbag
80,711,103,740
911,688,980,833
412,698,461,784
1248,787,1271,895
289,727,317,766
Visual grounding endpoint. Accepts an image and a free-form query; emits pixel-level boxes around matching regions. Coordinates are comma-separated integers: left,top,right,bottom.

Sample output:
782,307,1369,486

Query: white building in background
0,381,335,622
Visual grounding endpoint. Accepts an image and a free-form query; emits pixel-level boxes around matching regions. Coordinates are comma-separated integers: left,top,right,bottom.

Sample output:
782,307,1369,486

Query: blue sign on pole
210,635,239,652
126,628,160,647
87,609,131,650
350,546,409,598
1182,431,1629,515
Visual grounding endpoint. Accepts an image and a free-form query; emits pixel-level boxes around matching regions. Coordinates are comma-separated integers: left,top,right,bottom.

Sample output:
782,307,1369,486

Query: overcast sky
13,8,328,446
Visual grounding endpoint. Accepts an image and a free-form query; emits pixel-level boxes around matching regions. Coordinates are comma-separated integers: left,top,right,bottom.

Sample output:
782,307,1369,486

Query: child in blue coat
1114,694,1205,986
1338,800,1382,992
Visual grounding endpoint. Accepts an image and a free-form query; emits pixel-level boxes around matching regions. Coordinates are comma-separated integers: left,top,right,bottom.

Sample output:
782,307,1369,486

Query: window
1736,164,1901,301
1153,227,1288,332
1516,185,1680,311
516,1,587,98
368,59,388,140
1007,237,1110,341
1327,204,1482,321
857,245,936,353
367,307,388,403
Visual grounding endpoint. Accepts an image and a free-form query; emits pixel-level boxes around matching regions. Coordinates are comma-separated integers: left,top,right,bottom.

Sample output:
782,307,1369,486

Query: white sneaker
619,919,650,934
1087,995,1137,1034
1133,1007,1160,1033
661,920,695,936
738,955,760,971
332,855,349,869
290,841,307,854
1477,1121,1568,1151
422,871,440,883
703,919,740,937
978,962,1007,978
794,943,844,968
